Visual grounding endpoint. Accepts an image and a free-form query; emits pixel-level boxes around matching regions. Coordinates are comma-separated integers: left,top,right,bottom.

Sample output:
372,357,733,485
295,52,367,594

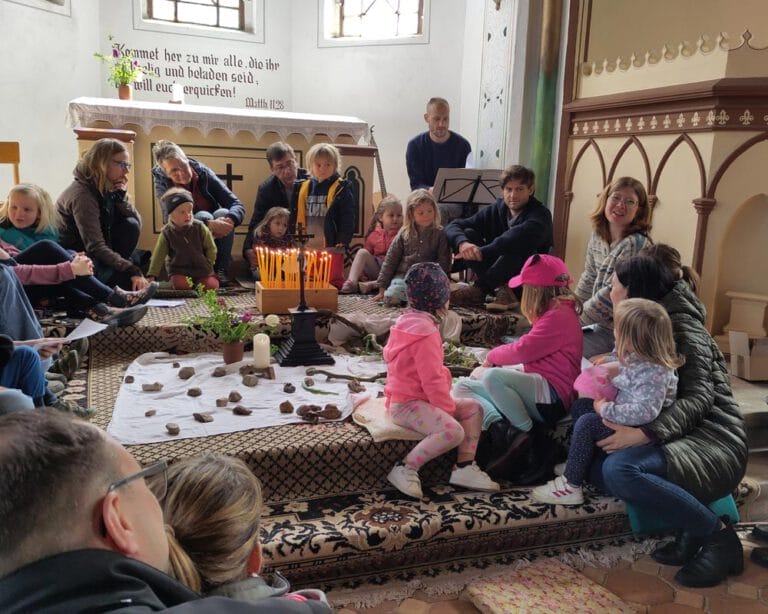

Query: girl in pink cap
454,253,583,484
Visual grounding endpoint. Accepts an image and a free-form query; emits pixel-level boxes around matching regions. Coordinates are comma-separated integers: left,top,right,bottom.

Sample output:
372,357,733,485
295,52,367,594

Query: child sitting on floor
152,453,331,612
453,254,583,485
532,297,683,505
0,183,59,249
384,262,499,499
340,195,403,295
375,189,451,307
148,188,219,290
244,206,292,281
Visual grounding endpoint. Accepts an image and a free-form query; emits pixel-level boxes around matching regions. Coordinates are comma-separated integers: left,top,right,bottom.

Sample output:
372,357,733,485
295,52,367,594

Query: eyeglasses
608,193,639,207
108,459,168,501
112,160,132,171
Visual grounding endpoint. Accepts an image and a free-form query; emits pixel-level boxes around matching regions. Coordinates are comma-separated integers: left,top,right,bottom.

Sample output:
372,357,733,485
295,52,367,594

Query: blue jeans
195,209,234,272
0,345,47,408
589,443,720,537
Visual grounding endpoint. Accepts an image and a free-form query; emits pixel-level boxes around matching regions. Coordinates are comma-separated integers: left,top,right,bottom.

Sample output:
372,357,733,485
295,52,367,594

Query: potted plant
183,283,280,364
94,35,157,100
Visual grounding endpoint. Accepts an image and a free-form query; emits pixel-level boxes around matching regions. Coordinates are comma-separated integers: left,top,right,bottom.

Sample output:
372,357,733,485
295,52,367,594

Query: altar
66,97,376,263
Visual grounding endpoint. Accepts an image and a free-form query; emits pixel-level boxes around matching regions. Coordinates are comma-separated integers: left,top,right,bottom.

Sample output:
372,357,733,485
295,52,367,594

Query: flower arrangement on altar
94,34,157,87
183,282,256,343
255,247,332,289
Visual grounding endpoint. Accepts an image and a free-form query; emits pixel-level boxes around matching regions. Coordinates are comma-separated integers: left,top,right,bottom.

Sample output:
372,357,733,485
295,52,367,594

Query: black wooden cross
216,163,244,190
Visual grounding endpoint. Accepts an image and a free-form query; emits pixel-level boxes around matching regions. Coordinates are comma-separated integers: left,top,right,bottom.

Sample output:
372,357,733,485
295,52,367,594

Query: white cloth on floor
352,396,424,442
107,352,386,444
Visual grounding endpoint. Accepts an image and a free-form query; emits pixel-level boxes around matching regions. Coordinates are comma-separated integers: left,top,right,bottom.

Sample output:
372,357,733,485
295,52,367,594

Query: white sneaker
531,476,584,506
387,463,423,499
449,463,500,492
554,462,566,476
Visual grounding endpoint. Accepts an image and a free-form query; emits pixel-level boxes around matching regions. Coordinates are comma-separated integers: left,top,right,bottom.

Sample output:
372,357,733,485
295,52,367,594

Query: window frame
6,0,71,16
132,0,265,43
318,0,431,48
146,0,245,32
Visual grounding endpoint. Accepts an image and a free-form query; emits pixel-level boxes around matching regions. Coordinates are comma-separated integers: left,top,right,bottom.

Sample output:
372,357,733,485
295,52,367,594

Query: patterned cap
405,262,451,313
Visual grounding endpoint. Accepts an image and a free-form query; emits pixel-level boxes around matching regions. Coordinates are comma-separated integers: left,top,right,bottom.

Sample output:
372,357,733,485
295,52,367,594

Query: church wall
1,0,480,212
0,0,100,194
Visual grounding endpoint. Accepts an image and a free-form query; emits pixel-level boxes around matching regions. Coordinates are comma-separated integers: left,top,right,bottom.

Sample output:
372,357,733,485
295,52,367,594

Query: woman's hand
131,275,151,291
597,421,651,454
593,397,607,415
0,247,10,260
208,217,234,239
589,352,610,365
374,291,385,302
70,254,93,277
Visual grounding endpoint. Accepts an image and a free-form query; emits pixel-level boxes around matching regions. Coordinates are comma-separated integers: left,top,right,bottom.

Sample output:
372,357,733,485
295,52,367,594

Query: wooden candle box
255,282,338,314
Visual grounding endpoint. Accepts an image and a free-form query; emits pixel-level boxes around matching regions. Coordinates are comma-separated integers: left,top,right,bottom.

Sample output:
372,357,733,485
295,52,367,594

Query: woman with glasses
57,138,153,292
574,176,653,357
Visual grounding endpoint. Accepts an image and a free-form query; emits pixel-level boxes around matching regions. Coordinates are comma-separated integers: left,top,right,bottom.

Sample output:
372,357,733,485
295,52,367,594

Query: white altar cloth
67,97,369,142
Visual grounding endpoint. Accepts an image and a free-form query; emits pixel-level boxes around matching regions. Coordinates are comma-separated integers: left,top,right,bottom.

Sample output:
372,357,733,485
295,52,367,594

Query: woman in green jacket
581,248,747,589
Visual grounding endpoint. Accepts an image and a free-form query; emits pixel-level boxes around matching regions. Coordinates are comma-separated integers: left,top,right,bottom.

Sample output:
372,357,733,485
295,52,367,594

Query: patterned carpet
52,299,758,589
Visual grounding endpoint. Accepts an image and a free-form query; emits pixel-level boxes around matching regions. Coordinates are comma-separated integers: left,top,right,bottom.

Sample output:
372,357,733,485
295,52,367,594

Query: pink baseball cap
508,253,572,288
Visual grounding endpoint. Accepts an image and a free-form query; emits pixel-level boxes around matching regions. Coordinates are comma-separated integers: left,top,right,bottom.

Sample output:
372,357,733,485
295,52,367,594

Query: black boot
651,530,705,566
484,422,532,482
674,517,744,587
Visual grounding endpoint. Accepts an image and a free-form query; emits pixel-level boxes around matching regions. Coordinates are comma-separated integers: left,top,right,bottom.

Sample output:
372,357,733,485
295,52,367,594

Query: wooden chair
0,142,21,184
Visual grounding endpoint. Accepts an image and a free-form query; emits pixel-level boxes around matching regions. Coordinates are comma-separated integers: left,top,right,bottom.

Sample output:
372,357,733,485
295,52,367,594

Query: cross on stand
274,224,335,366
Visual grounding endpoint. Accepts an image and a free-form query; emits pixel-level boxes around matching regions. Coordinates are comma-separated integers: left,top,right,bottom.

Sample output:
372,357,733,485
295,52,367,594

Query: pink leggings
389,398,482,470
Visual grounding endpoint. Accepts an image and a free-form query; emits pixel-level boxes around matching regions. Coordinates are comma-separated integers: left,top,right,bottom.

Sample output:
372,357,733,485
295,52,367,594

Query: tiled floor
336,376,768,612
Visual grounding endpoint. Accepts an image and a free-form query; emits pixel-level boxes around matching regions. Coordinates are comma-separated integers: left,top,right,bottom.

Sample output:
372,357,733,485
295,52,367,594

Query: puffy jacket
649,281,747,502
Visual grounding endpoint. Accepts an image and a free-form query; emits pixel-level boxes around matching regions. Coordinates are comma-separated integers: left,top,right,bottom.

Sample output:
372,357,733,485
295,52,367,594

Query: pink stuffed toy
573,364,618,401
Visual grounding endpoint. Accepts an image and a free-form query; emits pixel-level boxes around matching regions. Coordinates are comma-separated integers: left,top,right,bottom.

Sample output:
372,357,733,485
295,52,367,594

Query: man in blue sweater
405,98,472,225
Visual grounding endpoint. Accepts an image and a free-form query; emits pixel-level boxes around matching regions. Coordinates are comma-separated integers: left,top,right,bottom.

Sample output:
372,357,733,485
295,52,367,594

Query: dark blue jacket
243,168,309,258
444,196,553,261
152,159,245,226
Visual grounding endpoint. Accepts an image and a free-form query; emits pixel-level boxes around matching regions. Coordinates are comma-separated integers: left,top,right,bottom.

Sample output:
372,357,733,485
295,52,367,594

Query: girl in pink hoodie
340,196,403,294
454,254,583,484
384,262,499,499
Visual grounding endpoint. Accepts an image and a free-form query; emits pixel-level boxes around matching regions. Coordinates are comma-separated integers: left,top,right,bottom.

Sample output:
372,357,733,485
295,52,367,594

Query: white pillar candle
253,333,271,368
171,83,185,103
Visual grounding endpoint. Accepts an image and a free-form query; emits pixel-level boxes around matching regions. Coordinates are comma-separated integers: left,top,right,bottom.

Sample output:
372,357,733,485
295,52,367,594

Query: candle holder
275,224,335,367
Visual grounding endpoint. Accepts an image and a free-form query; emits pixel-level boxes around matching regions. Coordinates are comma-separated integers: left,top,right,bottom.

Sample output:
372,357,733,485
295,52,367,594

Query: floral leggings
389,398,482,470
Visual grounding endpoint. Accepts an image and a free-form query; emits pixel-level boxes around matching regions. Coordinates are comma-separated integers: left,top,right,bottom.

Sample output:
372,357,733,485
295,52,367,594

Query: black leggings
14,240,113,312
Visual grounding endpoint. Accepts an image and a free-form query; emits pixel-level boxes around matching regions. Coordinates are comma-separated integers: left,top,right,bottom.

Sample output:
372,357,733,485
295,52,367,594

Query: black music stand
275,224,335,367
433,168,503,211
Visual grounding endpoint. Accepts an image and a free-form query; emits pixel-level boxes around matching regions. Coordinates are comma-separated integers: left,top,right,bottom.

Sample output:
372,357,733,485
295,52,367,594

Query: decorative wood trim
651,133,706,197
692,198,716,272
565,78,768,138
565,138,606,192
707,132,768,198
73,127,136,143
336,144,377,158
607,136,651,189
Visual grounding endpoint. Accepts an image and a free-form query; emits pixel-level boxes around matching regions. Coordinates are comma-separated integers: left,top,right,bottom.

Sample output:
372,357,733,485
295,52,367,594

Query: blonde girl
453,254,583,484
340,195,403,294
154,453,329,608
532,297,683,505
374,189,451,306
0,184,59,250
290,142,355,250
